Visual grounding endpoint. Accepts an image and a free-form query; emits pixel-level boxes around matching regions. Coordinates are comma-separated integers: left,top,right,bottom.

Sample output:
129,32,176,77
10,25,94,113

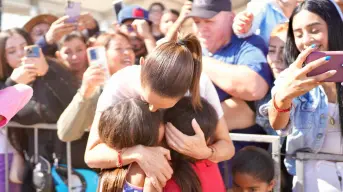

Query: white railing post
5,122,73,191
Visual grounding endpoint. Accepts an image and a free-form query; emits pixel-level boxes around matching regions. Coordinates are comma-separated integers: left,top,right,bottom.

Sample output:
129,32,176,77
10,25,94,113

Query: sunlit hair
270,23,289,38
141,34,203,109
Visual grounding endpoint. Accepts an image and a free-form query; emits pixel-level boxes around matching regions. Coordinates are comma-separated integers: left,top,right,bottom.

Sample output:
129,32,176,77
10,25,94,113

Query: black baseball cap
189,0,232,19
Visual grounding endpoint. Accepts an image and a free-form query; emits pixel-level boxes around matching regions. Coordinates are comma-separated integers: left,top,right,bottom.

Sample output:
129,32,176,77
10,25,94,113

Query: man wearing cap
116,5,156,64
189,0,273,188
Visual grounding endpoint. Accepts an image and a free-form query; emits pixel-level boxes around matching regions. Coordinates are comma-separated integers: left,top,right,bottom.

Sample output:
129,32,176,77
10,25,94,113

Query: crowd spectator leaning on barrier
268,0,343,190
57,31,135,142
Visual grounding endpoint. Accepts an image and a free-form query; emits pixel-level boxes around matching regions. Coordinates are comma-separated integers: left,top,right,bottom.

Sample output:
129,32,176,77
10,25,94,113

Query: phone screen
65,1,81,23
25,46,40,58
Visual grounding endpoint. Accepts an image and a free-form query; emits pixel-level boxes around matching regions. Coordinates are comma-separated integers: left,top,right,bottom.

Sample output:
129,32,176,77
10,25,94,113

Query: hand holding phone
65,0,81,24
23,46,49,76
305,51,343,82
24,45,40,58
87,46,110,78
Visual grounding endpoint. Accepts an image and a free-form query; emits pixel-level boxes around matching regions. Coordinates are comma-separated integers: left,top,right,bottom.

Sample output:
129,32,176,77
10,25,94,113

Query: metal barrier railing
294,152,343,192
3,123,281,192
229,133,281,192
4,122,73,192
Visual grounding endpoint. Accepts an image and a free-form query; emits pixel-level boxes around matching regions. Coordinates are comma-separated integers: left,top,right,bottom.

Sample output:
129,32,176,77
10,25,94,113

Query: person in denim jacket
268,0,343,191
256,23,289,138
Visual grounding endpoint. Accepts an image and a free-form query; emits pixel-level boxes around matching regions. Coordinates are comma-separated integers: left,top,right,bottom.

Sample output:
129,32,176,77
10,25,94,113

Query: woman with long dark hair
0,28,78,191
268,0,343,190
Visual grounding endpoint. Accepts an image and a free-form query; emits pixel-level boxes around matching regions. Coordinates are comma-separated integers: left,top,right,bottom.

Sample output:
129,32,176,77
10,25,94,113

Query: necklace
329,103,339,125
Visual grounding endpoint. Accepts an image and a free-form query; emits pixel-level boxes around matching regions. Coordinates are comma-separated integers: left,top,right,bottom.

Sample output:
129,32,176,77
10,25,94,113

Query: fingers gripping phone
65,0,81,23
87,46,110,78
24,45,40,58
113,0,123,19
305,51,343,82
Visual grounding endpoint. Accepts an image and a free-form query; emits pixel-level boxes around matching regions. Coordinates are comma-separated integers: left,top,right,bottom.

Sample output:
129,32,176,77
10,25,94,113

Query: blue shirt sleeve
236,35,273,87
36,36,58,57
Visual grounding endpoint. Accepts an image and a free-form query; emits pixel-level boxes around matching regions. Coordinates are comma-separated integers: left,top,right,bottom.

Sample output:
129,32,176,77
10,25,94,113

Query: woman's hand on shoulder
274,45,336,103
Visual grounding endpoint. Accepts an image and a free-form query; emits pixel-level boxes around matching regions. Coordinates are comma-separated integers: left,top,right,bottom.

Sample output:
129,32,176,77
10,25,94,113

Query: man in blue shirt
189,0,273,188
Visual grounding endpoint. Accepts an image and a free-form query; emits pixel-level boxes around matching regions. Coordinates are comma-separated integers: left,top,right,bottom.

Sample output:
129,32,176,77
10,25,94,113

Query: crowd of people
1,0,343,191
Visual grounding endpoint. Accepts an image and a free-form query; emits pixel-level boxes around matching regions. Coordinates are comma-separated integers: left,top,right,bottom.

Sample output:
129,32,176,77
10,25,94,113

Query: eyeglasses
122,24,134,32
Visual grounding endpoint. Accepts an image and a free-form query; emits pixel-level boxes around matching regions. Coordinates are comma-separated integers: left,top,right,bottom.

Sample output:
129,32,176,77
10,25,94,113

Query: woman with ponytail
268,0,343,191
85,34,234,190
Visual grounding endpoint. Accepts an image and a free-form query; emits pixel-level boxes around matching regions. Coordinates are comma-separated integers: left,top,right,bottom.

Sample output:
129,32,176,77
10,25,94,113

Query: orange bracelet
273,93,292,113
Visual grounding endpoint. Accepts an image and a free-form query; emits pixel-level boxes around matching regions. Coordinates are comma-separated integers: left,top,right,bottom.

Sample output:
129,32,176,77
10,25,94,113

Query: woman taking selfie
268,0,343,191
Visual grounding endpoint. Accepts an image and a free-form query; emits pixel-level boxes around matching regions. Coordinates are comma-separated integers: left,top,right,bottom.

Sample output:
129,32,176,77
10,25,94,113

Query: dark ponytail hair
97,98,162,192
164,97,218,192
285,0,343,135
141,34,203,110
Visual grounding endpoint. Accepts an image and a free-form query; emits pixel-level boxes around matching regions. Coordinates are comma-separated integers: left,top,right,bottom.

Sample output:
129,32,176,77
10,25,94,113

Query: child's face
233,173,274,192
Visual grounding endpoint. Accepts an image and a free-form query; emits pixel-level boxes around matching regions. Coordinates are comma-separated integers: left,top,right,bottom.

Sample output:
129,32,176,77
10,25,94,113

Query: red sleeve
164,179,181,192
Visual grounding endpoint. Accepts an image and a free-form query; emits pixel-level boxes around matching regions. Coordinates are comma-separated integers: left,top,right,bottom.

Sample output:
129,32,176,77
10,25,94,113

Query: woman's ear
267,179,276,192
139,57,145,66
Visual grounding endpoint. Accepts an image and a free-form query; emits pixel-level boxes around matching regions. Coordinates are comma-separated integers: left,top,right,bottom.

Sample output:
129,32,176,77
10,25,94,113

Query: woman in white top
84,34,234,191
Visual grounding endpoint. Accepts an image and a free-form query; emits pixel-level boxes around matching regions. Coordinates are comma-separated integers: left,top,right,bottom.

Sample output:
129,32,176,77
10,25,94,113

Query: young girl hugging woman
97,96,226,192
85,34,234,191
97,98,163,192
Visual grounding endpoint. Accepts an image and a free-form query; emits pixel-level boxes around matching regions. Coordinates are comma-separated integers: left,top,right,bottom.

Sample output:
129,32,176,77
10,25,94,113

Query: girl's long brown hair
97,98,162,192
141,34,203,109
164,97,219,192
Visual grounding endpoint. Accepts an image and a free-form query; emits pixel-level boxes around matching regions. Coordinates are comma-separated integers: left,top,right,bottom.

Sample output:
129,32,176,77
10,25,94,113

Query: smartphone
305,51,343,82
87,46,110,79
65,0,81,23
24,45,40,58
113,0,123,19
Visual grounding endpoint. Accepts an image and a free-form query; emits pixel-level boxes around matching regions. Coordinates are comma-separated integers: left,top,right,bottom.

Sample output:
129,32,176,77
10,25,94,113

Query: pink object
0,84,33,128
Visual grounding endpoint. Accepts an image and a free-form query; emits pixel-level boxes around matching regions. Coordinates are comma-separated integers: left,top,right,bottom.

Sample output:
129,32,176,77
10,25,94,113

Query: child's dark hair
97,98,162,192
232,146,275,184
164,96,218,192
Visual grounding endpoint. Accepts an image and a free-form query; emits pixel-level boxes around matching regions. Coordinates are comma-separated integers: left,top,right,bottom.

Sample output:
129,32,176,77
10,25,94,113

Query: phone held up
24,45,40,58
305,51,343,82
87,46,110,79
65,0,81,24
